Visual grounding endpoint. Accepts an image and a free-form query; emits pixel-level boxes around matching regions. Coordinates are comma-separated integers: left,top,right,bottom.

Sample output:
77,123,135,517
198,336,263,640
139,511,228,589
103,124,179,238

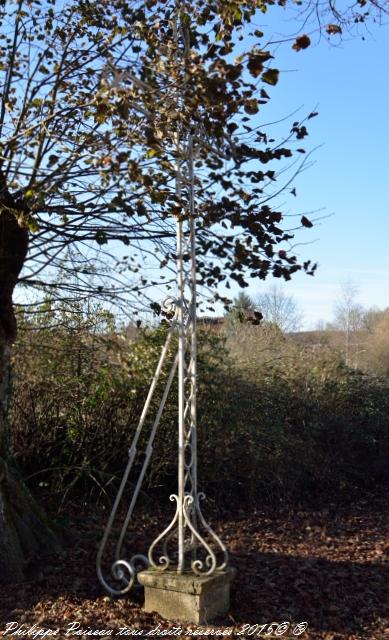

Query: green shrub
9,303,389,505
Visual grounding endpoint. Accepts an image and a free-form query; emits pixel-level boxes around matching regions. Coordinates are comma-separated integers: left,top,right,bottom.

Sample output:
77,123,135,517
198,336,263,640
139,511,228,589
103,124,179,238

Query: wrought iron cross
96,132,228,597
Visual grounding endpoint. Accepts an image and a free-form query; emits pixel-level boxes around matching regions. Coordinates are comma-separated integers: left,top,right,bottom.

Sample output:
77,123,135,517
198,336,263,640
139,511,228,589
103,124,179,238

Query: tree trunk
0,185,64,583
0,338,64,582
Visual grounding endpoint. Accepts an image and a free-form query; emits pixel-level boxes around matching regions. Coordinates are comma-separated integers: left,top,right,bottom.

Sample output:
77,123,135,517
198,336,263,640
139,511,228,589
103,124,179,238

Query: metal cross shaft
97,6,228,596
96,133,228,596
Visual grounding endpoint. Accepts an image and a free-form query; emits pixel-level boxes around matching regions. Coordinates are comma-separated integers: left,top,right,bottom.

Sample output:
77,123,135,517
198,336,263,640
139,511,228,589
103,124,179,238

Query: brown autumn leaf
244,98,259,114
301,215,313,228
247,50,272,77
292,34,311,51
262,68,279,86
327,23,343,35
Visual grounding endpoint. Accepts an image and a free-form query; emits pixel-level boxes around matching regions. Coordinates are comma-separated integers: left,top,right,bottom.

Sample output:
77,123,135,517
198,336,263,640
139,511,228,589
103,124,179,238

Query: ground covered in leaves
0,491,388,640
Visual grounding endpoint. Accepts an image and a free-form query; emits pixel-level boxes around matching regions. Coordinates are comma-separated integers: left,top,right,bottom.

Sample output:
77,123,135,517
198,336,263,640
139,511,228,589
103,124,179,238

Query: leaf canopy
0,0,325,314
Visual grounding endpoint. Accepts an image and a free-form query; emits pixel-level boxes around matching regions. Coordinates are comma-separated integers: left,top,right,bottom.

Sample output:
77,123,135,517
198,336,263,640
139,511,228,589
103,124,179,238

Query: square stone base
137,567,236,624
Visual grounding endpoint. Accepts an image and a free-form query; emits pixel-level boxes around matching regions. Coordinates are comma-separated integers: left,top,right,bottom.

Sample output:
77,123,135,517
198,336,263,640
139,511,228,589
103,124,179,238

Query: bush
9,303,389,506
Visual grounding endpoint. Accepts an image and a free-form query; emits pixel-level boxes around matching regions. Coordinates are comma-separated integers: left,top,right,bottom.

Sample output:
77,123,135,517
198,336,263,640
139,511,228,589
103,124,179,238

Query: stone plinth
137,567,235,624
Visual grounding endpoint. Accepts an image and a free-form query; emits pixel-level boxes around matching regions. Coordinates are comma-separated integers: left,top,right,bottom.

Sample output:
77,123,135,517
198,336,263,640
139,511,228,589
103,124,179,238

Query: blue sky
234,10,389,329
15,7,389,328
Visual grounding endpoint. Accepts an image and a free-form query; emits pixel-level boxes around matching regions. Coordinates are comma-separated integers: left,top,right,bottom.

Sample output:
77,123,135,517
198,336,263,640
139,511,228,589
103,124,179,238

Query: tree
256,284,303,333
1,0,387,582
224,291,261,326
333,281,365,332
233,292,255,313
361,308,389,375
286,0,388,36
333,281,365,365
363,306,387,333
0,0,321,583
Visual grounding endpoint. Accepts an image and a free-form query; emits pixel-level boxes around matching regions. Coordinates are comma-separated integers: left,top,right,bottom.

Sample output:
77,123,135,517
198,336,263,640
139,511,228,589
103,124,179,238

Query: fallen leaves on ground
0,492,388,640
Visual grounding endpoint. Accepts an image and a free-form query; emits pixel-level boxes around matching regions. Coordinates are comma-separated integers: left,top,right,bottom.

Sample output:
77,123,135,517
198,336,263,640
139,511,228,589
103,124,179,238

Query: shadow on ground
230,551,389,637
0,496,388,640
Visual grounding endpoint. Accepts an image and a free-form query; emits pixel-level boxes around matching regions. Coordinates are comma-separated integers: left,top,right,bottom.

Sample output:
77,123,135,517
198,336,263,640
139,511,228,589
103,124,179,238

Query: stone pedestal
137,568,236,624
